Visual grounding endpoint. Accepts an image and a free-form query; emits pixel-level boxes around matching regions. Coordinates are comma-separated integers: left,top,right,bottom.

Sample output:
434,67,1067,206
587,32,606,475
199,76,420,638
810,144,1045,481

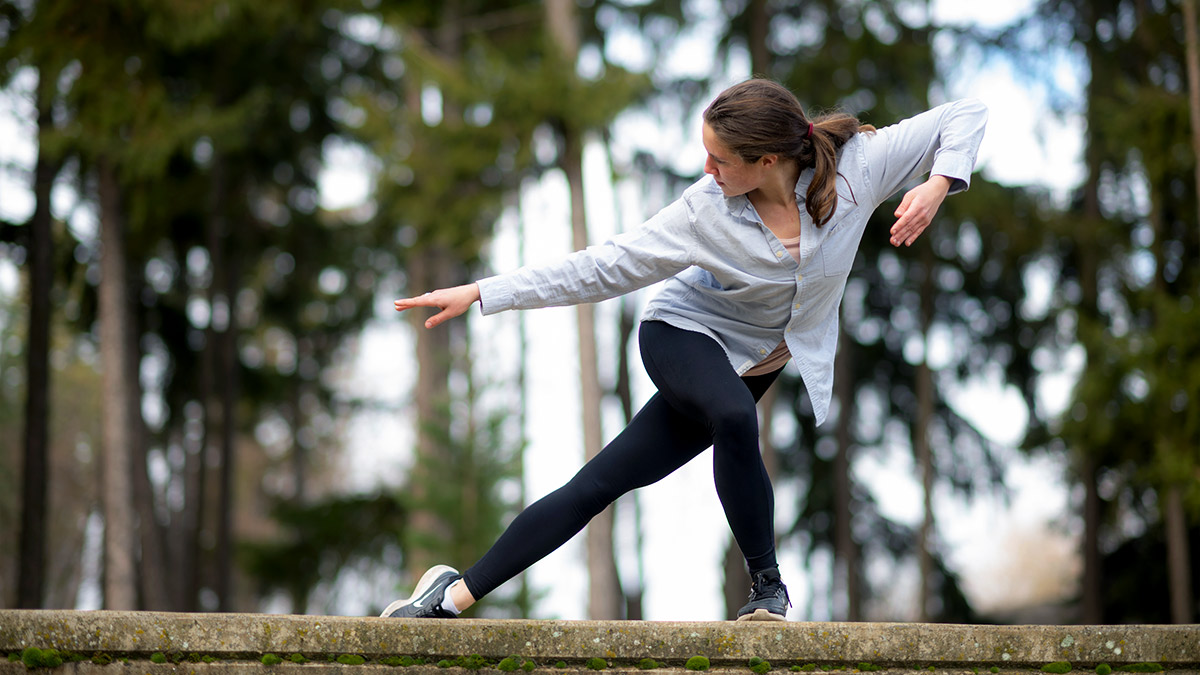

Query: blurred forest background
0,0,1198,623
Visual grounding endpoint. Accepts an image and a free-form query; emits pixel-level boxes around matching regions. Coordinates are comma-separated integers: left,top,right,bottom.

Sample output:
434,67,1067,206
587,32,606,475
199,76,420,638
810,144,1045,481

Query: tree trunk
614,299,645,619
214,260,239,611
567,136,622,620
915,245,935,621
832,327,860,621
178,334,210,611
1163,485,1193,623
405,249,456,578
403,0,464,579
1078,45,1104,621
98,158,138,611
204,153,240,612
1182,0,1200,243
747,0,770,77
128,293,170,610
17,69,59,610
1081,454,1102,623
546,0,622,620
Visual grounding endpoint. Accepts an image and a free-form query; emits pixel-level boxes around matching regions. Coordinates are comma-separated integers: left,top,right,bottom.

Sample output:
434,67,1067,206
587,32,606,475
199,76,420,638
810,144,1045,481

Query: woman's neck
748,163,801,209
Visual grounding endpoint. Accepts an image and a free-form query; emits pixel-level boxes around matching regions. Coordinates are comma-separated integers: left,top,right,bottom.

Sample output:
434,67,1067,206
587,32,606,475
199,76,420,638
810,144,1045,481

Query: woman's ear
758,153,779,169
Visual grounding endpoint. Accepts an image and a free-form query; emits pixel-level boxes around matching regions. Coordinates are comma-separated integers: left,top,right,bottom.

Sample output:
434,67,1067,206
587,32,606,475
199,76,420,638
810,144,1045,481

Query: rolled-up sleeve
477,198,697,315
862,98,988,204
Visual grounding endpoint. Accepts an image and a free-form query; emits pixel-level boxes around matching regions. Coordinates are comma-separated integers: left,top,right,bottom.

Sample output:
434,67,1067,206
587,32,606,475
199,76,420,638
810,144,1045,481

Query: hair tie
806,122,814,139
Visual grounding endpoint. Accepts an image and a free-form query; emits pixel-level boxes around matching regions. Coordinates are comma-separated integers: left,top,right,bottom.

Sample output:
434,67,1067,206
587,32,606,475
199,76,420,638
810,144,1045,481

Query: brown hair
703,78,875,226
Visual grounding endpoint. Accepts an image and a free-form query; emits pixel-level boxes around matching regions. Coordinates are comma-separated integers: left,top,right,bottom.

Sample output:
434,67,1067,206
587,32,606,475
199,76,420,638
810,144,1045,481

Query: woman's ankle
449,579,476,611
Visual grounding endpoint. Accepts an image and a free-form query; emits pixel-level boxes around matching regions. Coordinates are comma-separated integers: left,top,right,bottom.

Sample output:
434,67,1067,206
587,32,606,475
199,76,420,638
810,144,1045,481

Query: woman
383,78,988,621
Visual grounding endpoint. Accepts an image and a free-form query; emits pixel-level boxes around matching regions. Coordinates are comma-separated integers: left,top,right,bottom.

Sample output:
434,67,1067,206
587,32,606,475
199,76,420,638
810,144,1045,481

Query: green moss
522,660,536,672
262,654,284,666
859,664,883,672
499,657,521,672
639,658,660,670
150,652,168,665
555,661,568,669
202,655,217,664
1118,664,1163,673
437,659,454,668
337,654,366,666
587,657,608,670
1042,663,1072,673
9,653,22,663
752,659,773,674
459,654,488,670
21,648,63,669
289,654,308,664
686,656,711,671
91,653,113,666
800,665,819,672
379,656,405,667
990,668,1000,674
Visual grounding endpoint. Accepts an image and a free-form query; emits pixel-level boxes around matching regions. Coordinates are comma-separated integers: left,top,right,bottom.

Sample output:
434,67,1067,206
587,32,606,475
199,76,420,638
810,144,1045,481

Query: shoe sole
736,608,787,622
380,564,459,618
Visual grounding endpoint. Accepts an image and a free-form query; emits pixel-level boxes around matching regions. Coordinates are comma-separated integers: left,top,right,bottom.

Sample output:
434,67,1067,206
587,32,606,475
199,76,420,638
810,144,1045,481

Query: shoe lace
751,572,792,608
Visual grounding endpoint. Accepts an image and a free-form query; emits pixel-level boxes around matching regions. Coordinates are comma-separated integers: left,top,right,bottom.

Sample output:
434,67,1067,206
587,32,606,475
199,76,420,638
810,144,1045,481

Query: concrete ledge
1,611,1197,675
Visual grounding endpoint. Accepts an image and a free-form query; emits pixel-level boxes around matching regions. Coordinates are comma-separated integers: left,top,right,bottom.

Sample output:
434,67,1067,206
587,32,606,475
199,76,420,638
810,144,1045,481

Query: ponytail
803,114,875,226
704,79,874,227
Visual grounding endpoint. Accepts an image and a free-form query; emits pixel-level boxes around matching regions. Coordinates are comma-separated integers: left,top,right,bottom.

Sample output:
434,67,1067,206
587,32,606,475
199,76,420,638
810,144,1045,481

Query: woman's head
703,78,874,226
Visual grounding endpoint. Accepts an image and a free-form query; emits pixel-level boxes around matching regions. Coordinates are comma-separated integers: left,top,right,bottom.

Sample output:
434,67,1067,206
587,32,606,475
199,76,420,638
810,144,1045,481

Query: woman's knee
563,469,625,518
710,399,760,450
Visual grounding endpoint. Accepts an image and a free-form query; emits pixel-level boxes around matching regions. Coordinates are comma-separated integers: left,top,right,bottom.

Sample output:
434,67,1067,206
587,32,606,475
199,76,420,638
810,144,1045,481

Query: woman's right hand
394,283,481,329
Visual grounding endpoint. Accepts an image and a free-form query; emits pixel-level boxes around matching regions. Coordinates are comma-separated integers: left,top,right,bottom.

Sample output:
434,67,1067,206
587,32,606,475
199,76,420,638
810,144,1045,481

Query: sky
0,0,1088,619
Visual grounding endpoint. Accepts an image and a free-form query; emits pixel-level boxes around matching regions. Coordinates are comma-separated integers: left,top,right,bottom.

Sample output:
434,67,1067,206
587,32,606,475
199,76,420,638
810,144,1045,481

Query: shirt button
775,250,783,258
794,303,800,310
759,348,767,355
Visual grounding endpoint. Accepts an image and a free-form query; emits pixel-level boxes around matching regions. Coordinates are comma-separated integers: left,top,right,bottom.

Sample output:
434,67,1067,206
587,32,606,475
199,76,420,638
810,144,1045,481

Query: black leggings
460,320,781,600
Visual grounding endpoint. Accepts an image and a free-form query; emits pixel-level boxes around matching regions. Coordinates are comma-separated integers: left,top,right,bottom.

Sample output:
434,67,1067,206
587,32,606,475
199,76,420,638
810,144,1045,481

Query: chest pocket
819,207,862,277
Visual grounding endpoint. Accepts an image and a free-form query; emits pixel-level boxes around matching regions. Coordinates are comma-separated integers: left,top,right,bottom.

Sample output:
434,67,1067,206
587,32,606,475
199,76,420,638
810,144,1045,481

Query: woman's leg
459,320,779,601
460,387,713,599
637,321,781,575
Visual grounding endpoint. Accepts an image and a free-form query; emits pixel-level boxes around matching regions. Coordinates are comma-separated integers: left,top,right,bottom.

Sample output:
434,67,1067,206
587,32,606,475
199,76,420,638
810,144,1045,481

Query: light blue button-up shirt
478,98,988,425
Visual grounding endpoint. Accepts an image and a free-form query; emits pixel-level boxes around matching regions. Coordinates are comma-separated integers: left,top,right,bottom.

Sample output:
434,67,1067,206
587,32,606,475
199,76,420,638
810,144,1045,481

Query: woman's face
702,122,767,197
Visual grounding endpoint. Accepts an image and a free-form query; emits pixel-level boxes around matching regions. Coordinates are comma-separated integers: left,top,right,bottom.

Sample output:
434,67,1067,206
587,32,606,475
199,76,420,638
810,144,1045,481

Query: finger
890,212,914,246
394,293,438,311
893,193,912,219
424,307,460,329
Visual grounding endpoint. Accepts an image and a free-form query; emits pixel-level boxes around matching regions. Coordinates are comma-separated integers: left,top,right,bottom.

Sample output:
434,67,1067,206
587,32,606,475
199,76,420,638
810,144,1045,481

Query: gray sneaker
735,569,791,621
380,565,461,619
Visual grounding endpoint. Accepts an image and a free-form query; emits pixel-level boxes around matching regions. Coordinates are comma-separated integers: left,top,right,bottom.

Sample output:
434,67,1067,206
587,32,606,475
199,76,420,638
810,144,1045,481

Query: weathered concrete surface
1,611,1197,675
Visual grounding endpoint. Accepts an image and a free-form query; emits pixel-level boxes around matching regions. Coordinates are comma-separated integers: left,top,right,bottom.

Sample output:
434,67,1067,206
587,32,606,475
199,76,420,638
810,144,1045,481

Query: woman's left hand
889,175,952,247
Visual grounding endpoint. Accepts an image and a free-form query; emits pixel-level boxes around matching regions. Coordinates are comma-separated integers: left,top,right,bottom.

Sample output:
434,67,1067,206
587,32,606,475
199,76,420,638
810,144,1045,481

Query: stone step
1,611,1197,675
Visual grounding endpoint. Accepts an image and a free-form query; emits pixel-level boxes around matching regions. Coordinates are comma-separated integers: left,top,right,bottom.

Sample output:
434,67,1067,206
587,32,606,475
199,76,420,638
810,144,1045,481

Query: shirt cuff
476,274,513,316
931,149,977,193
